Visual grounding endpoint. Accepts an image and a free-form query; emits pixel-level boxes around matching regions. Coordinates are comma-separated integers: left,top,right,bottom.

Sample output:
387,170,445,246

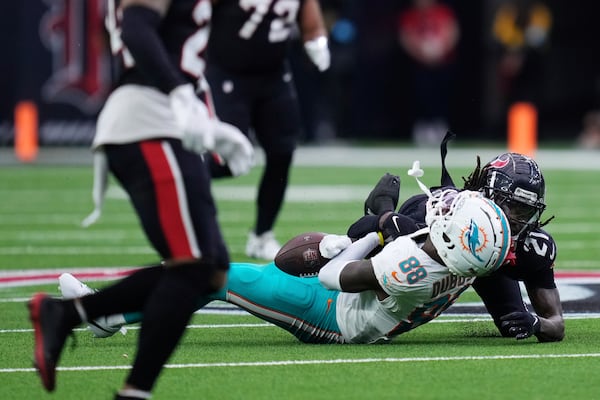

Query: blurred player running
205,0,331,259
28,0,253,398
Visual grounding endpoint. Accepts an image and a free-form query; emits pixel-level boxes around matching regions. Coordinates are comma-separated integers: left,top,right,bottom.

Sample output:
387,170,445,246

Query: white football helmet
427,190,511,277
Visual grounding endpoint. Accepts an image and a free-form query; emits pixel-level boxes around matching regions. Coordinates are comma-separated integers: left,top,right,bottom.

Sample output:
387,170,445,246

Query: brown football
274,232,330,277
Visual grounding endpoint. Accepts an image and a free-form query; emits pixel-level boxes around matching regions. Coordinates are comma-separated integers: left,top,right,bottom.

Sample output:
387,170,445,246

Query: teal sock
123,312,142,324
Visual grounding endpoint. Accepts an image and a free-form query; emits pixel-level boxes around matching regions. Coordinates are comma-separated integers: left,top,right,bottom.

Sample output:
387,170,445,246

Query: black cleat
28,293,73,392
363,173,401,215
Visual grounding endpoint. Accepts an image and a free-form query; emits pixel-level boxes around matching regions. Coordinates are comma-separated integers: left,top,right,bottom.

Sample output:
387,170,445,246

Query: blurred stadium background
2,0,600,150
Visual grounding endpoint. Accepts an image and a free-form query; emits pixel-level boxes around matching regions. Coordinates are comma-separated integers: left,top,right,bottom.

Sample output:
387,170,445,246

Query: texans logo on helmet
488,155,510,169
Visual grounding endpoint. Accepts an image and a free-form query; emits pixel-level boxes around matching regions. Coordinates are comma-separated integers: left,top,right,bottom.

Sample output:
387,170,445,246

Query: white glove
319,234,352,259
169,84,215,154
304,36,330,72
213,121,255,176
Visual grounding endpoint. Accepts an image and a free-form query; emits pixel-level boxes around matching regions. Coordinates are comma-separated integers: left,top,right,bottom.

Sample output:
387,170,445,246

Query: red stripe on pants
140,141,194,258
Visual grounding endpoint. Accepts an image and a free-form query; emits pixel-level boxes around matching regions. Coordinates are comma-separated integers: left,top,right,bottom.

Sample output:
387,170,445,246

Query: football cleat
58,273,95,299
245,230,281,260
58,273,126,338
28,293,73,392
364,173,401,215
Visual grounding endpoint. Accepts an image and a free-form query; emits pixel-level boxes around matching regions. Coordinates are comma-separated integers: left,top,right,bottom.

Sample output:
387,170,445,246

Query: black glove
378,212,419,241
499,311,541,340
347,215,379,240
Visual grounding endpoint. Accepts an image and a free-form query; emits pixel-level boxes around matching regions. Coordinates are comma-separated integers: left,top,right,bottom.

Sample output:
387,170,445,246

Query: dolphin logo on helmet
464,219,484,262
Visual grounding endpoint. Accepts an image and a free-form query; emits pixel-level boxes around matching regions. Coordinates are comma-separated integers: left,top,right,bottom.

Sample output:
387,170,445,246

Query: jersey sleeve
369,237,433,297
507,228,557,289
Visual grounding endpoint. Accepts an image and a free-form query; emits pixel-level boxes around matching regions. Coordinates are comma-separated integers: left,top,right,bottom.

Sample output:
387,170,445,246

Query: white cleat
58,273,95,298
58,273,126,338
245,230,281,260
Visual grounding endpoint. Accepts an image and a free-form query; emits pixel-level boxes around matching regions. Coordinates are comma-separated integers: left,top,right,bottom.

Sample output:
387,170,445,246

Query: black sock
255,152,292,234
81,265,164,320
58,299,86,327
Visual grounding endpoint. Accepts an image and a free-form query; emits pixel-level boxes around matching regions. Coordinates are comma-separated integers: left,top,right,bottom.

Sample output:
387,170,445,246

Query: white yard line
2,313,599,335
2,353,600,374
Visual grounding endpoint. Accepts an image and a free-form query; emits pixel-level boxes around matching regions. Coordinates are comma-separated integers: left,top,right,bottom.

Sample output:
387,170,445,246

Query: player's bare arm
339,260,389,300
319,232,384,295
299,0,330,71
526,285,565,342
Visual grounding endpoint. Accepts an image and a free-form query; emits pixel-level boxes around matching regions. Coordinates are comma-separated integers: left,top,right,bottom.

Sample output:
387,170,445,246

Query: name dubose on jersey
336,236,474,344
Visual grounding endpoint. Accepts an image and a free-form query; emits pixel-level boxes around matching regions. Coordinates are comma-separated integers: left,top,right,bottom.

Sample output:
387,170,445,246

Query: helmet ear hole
442,233,451,243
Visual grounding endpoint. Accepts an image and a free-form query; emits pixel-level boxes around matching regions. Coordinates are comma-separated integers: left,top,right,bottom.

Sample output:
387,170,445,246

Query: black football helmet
480,153,546,238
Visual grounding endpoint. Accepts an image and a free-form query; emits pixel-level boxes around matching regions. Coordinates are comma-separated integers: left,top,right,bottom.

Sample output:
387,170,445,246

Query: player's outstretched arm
527,286,565,342
318,232,387,300
499,286,564,342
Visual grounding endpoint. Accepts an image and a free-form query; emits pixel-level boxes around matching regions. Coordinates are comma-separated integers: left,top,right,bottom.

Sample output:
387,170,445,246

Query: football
274,232,329,277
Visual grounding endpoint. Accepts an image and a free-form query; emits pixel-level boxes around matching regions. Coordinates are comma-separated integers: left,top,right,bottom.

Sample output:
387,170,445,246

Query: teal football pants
210,262,343,343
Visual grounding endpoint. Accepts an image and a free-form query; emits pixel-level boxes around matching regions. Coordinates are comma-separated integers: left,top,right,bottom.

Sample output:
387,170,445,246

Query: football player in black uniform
352,136,564,342
205,0,330,259
28,0,253,398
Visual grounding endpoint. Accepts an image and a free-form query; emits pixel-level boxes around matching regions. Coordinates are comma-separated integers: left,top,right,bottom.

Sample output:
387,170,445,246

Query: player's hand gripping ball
274,232,329,277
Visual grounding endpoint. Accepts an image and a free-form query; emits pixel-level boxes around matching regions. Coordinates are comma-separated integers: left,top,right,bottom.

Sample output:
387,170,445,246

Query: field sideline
1,145,600,399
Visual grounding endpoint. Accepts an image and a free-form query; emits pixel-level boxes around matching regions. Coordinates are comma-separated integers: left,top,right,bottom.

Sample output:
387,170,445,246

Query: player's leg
57,263,343,345
397,193,429,227
247,69,302,259
211,262,343,343
111,139,229,392
28,142,176,392
31,140,229,394
58,273,130,337
59,271,213,336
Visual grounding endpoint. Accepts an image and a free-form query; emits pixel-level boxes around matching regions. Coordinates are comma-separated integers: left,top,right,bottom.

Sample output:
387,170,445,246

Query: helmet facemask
483,169,546,239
